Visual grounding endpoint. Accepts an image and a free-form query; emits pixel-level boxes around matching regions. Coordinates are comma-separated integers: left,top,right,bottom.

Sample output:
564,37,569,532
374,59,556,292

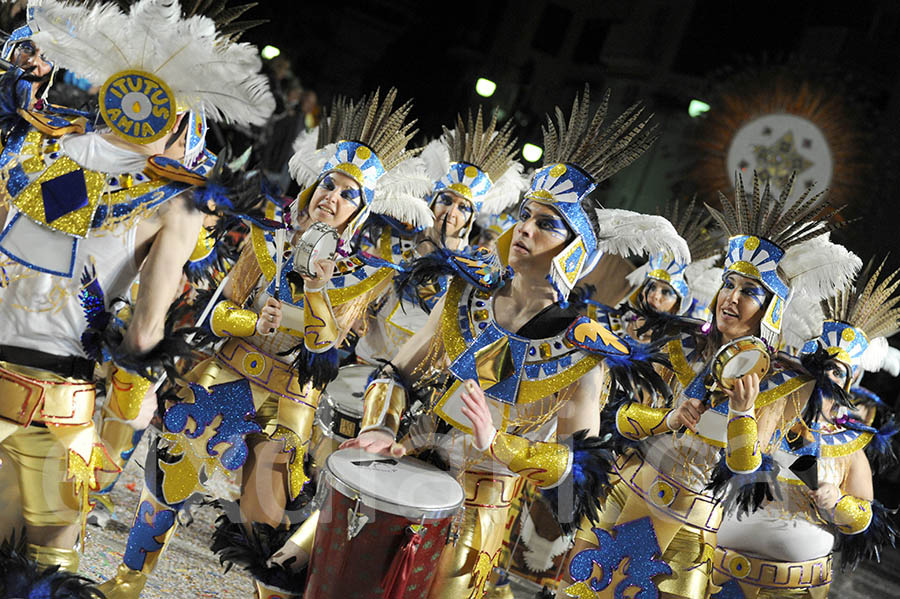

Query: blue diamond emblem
41,169,89,223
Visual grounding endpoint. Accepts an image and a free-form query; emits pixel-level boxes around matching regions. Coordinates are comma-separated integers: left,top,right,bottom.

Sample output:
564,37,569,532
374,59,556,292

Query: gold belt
712,546,832,590
0,362,95,426
614,451,723,532
462,470,523,509
216,338,315,408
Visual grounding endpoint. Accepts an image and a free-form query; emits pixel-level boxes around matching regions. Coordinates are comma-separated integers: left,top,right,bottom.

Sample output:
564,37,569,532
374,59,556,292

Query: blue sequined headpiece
802,320,869,377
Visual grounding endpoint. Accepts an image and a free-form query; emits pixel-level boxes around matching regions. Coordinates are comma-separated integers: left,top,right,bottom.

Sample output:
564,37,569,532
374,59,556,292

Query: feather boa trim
540,430,615,535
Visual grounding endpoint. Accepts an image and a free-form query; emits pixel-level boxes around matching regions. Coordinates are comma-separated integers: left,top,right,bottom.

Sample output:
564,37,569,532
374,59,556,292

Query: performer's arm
126,195,204,353
342,295,447,453
814,449,875,534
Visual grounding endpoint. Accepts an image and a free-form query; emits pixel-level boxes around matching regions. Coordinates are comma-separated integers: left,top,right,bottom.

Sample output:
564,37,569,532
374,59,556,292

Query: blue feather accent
836,501,898,571
78,263,110,361
0,532,103,599
707,451,779,516
851,385,885,408
540,430,615,535
865,418,899,474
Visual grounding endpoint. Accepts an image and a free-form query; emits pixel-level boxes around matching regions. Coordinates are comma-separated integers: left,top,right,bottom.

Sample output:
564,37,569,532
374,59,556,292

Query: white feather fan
369,156,435,229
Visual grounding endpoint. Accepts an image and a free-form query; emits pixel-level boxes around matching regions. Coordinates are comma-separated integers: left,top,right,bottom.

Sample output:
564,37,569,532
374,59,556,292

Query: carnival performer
340,86,690,599
0,0,273,588
353,107,526,367
557,172,861,599
710,257,900,599
99,88,431,599
588,198,722,344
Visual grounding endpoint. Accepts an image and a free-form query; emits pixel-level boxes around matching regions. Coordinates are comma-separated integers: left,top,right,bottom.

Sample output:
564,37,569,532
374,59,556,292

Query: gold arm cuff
489,431,571,489
303,289,339,352
615,402,671,441
210,299,259,337
360,378,406,436
726,413,762,473
831,494,873,535
107,366,152,421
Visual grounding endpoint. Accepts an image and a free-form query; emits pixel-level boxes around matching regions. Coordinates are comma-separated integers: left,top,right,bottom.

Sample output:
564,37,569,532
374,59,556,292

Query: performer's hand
340,430,406,457
256,297,282,335
726,372,760,412
128,386,157,431
810,482,841,511
460,379,496,451
302,258,336,291
666,398,707,433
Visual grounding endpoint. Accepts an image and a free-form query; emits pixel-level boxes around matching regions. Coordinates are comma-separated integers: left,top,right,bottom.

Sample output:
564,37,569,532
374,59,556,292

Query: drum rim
295,222,339,276
324,450,464,520
713,335,770,389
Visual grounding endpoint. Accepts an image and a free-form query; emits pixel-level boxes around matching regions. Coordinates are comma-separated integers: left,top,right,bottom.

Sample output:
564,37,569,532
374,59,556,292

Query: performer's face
510,201,571,273
431,191,473,239
309,172,361,232
644,280,678,313
715,273,769,341
825,359,851,389
12,40,51,77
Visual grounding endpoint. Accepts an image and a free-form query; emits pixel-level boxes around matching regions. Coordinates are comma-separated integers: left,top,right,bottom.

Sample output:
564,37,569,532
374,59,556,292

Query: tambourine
711,336,771,390
293,221,339,278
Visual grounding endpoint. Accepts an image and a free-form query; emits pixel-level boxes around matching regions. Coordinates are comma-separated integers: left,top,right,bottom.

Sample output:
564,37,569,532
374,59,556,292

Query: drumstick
274,227,286,297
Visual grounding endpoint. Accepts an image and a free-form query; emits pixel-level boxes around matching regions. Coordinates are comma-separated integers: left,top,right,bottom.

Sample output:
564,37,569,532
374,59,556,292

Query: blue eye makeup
340,187,361,207
741,285,767,307
437,194,454,206
538,217,569,240
321,175,335,190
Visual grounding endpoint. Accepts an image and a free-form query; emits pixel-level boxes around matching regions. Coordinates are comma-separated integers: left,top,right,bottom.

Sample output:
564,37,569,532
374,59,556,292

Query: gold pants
569,480,714,599
0,424,80,528
429,471,522,599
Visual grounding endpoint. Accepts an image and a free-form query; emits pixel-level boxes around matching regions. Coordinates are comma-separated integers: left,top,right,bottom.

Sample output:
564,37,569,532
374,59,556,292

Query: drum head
325,448,464,520
721,350,766,380
715,337,770,389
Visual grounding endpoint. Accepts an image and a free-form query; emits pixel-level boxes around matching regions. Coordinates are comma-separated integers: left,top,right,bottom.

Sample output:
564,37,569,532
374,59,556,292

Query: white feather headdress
31,0,274,127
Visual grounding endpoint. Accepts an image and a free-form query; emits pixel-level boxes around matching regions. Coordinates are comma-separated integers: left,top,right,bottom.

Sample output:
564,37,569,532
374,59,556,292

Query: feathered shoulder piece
31,0,274,138
288,89,433,238
395,245,510,308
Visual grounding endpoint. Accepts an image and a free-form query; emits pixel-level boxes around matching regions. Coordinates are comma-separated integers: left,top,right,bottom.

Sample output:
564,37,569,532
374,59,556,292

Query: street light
261,45,281,60
522,143,543,163
475,78,497,98
688,99,710,118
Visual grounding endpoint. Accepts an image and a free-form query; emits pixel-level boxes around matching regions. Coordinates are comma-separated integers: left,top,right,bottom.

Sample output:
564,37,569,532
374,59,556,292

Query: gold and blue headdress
803,257,900,378
288,89,433,244
706,171,860,346
31,0,274,144
626,198,721,315
523,86,660,301
419,107,526,240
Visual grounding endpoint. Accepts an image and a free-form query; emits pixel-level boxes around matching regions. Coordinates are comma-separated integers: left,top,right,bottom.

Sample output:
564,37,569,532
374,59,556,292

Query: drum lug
347,497,369,540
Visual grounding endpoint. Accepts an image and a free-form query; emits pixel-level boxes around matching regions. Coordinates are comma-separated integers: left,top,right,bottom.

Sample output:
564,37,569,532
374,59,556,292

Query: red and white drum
305,448,465,599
